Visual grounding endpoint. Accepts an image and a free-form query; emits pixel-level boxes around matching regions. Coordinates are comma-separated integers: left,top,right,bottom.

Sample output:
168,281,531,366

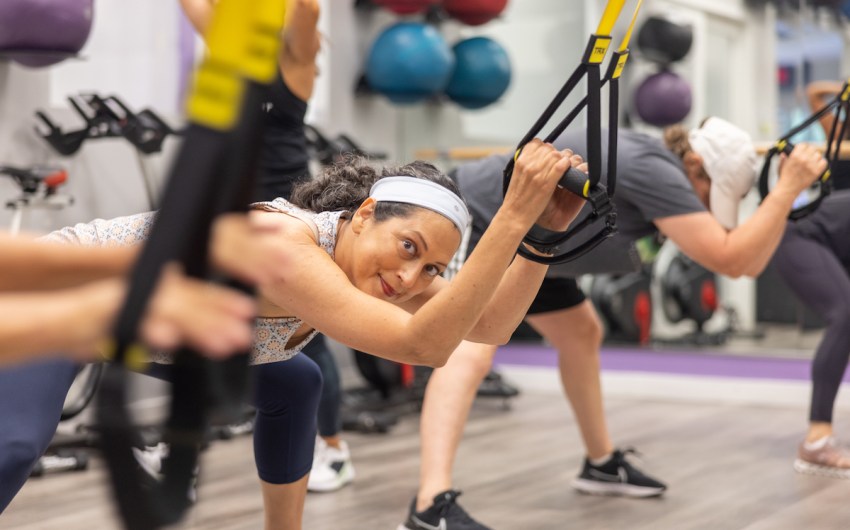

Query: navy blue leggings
0,354,321,512
773,225,850,423
0,359,79,512
301,335,341,437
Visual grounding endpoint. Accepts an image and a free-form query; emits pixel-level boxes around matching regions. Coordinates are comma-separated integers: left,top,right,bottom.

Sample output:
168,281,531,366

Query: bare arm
656,144,828,278
178,0,215,35
280,0,321,101
0,265,257,367
262,141,572,367
806,80,845,138
0,279,124,365
401,154,589,344
0,234,136,291
178,0,319,101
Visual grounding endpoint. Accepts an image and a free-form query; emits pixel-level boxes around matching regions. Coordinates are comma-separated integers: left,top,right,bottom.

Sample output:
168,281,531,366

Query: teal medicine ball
445,36,511,109
365,22,454,105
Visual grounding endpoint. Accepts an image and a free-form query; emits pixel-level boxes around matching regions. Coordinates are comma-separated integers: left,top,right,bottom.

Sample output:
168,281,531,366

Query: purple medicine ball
0,0,94,68
633,70,692,127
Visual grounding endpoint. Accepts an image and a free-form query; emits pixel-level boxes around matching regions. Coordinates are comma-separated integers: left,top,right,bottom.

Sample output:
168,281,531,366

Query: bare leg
321,435,342,449
416,341,497,511
807,422,833,443
525,301,612,459
260,475,309,530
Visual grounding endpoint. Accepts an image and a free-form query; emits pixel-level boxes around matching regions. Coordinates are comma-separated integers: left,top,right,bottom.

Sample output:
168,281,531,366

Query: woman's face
348,203,461,304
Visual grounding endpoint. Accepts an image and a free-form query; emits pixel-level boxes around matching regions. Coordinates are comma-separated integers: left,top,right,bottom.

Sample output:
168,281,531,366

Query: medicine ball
442,0,509,26
0,0,94,68
366,22,454,104
636,15,693,65
372,0,441,15
633,69,692,126
445,36,511,109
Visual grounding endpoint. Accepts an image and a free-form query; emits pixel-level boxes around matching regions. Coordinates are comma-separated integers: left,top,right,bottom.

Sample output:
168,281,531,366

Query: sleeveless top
42,198,346,365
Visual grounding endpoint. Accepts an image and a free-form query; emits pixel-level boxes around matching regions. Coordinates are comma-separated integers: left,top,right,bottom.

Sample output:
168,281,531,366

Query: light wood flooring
4,390,850,529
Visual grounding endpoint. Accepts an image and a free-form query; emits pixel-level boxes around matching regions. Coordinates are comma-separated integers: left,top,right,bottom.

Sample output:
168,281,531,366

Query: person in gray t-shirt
400,118,828,530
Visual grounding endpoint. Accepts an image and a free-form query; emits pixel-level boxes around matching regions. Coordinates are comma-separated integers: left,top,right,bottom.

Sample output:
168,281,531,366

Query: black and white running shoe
571,448,666,498
398,490,491,530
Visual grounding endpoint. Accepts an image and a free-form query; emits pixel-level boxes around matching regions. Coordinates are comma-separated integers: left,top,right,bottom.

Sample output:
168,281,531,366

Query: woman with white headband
0,140,586,529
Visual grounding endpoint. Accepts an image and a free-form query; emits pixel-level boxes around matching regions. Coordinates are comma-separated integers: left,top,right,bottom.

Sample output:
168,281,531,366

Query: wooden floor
4,390,850,530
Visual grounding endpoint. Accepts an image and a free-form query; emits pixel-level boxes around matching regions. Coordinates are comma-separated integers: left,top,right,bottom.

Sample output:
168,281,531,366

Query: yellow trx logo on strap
588,36,612,64
188,0,288,130
612,52,629,79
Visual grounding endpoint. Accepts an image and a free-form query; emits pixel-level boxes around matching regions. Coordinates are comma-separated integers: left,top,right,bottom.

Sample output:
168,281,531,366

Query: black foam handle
559,166,589,198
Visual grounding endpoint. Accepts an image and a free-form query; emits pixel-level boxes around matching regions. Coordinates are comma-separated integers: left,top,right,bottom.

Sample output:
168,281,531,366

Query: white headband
369,176,470,233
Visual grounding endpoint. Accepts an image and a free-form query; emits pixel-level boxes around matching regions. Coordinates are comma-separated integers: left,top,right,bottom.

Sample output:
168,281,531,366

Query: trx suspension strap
96,1,287,529
758,78,850,220
504,0,643,265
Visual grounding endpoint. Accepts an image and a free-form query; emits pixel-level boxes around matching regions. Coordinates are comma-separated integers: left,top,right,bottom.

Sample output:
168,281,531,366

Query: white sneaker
307,439,355,492
131,442,199,503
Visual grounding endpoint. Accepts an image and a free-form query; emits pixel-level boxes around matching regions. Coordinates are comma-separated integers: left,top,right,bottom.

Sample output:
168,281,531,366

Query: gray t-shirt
453,129,706,277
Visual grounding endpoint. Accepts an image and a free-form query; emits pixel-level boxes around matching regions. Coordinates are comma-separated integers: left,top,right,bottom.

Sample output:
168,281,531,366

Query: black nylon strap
508,44,628,264
758,89,848,220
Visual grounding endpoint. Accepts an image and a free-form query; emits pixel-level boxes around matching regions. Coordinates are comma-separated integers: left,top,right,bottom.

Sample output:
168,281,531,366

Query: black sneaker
398,490,491,530
571,448,666,498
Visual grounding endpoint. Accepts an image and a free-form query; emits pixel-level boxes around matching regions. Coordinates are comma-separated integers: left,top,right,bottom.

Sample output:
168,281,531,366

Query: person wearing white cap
398,119,828,530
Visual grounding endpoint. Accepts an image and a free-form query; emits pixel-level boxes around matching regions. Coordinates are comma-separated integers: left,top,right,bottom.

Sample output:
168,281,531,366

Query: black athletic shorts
527,276,586,314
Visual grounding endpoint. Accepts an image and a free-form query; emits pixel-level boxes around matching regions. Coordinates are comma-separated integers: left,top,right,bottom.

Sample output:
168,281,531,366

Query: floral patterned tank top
43,198,345,364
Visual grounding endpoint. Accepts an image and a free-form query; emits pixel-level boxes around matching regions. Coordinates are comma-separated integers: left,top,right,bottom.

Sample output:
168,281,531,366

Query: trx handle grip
559,166,591,198
758,140,832,221
776,141,832,182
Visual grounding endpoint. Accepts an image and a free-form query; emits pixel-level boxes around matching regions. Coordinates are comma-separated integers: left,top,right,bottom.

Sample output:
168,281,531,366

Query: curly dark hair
662,124,691,160
289,154,464,222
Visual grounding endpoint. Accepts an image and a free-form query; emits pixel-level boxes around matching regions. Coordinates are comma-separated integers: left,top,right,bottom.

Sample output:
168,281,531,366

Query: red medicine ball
443,0,509,26
372,0,441,15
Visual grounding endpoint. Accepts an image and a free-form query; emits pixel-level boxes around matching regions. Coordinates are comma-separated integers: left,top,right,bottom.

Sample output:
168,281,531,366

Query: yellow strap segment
611,52,630,80
841,78,850,102
582,180,590,197
617,0,644,52
595,0,628,36
188,0,288,130
588,36,613,65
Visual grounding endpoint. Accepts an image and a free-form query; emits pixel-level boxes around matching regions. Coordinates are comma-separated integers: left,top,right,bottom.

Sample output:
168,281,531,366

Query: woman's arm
400,154,589,344
280,0,321,101
178,0,215,35
806,80,845,138
655,144,827,278
0,234,136,291
0,265,257,367
178,0,319,101
264,141,573,366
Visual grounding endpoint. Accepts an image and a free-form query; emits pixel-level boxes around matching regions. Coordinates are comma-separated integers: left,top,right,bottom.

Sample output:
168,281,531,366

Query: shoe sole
793,458,850,479
571,478,666,498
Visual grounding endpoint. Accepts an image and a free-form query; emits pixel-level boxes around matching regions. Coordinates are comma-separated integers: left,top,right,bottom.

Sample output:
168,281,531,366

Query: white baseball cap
688,117,758,229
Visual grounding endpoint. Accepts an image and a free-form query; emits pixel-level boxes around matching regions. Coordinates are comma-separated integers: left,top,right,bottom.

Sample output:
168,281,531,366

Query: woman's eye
402,240,416,255
424,265,440,277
